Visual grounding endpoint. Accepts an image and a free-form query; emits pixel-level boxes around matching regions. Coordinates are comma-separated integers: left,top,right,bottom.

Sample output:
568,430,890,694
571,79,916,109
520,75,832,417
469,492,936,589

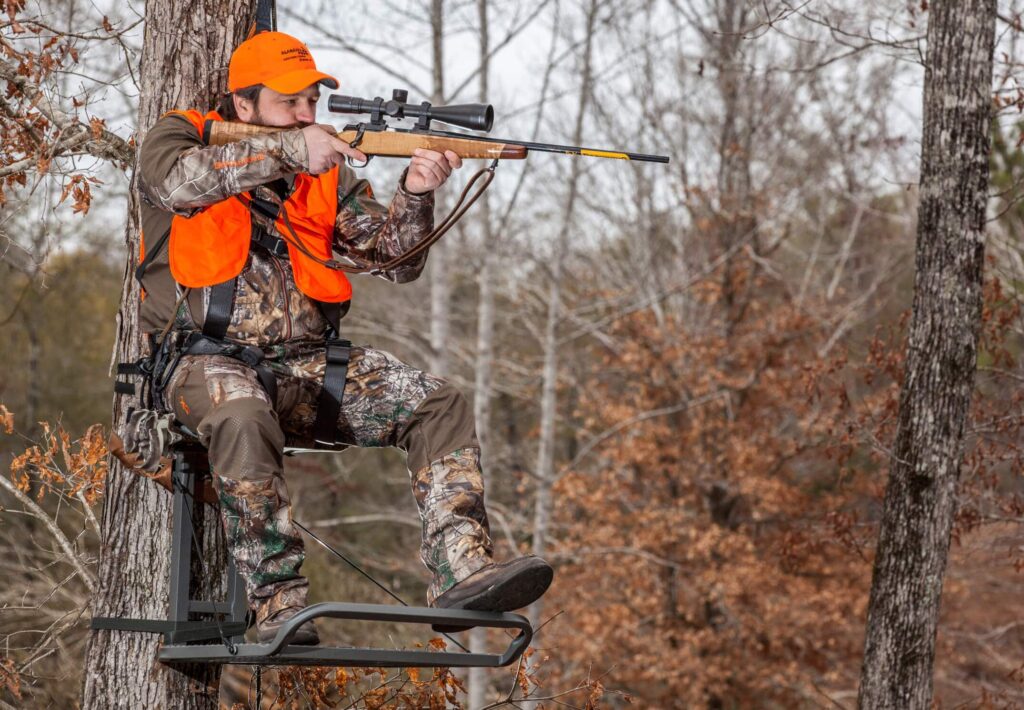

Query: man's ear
233,92,255,122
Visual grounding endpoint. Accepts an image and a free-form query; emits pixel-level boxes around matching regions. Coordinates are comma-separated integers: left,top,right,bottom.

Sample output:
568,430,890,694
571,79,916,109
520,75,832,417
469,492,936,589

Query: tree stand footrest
157,602,533,668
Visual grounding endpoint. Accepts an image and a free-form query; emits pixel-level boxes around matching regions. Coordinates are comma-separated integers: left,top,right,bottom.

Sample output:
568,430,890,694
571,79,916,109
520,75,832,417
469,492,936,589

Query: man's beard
250,106,313,130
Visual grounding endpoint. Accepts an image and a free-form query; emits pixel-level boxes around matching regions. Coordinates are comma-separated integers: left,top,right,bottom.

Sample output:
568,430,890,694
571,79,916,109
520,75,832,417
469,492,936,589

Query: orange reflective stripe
213,154,266,170
164,109,351,303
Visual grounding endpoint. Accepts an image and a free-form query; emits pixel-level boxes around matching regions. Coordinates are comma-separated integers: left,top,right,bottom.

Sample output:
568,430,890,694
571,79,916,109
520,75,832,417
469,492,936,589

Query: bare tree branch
0,227,40,275
0,55,133,171
0,476,97,592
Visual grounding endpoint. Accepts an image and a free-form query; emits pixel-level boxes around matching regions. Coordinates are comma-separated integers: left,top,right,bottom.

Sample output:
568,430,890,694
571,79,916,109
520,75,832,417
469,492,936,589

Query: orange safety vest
166,109,352,303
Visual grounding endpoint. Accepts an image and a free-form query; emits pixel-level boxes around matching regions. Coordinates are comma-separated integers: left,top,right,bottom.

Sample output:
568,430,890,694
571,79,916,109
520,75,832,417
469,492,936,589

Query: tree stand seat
91,444,534,669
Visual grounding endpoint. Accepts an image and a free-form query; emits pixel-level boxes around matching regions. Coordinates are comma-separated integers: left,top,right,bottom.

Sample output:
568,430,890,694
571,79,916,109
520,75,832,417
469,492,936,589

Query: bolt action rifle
205,89,669,274
207,88,671,164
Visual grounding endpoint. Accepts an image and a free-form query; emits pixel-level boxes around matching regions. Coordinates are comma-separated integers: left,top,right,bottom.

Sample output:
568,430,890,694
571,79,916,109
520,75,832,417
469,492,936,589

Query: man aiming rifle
132,30,552,645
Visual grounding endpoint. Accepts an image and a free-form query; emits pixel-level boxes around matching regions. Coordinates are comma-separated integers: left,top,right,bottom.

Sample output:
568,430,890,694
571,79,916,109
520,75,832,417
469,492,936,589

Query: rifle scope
328,89,493,132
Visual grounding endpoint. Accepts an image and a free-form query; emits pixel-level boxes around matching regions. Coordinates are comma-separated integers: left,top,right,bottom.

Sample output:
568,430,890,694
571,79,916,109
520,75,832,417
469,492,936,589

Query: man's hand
404,148,463,194
301,125,368,174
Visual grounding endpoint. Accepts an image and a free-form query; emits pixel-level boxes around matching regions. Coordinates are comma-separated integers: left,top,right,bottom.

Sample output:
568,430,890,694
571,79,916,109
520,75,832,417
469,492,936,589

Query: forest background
2,0,1024,708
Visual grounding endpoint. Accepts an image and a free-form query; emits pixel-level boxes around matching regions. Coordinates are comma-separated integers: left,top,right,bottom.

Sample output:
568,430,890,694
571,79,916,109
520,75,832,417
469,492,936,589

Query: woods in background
2,1,1024,708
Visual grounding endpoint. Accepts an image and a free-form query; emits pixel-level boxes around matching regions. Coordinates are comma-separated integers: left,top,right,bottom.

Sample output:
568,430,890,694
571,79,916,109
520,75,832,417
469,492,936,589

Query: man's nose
296,102,316,123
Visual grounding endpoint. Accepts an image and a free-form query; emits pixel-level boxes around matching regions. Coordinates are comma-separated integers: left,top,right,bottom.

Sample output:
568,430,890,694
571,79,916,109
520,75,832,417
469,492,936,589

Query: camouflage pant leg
274,346,494,601
165,354,308,612
412,447,493,604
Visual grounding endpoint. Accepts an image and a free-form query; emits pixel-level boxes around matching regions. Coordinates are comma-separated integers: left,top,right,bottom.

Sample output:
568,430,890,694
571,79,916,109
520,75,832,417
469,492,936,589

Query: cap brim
263,69,339,94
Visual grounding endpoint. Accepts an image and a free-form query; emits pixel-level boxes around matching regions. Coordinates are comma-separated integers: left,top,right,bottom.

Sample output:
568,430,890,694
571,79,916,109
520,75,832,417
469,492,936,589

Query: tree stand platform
91,444,533,668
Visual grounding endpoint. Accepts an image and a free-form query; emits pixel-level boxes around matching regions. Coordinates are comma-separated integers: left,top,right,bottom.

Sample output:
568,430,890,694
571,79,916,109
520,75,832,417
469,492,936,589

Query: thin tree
428,0,452,377
81,2,255,707
468,0,494,704
857,1,998,708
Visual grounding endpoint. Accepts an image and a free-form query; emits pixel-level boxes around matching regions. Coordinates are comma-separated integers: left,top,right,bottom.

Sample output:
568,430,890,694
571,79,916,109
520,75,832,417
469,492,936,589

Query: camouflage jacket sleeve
137,114,308,216
333,166,435,284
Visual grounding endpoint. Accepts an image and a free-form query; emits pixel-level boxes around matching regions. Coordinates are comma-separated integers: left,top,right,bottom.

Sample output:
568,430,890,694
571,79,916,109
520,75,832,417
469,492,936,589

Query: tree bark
857,2,996,708
81,2,254,708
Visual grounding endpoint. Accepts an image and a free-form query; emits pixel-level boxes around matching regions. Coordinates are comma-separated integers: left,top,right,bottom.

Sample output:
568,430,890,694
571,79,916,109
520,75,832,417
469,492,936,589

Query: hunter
134,30,552,644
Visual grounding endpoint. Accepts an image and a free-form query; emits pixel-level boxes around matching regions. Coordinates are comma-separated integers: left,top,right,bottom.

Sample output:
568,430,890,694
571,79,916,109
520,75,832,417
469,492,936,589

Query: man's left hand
404,148,462,194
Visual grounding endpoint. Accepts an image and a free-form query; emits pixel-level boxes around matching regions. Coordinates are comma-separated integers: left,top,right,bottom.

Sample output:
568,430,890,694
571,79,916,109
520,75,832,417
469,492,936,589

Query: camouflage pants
164,344,493,618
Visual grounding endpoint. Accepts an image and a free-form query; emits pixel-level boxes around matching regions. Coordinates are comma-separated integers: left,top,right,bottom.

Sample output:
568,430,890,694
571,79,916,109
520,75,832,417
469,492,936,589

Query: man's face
235,84,320,127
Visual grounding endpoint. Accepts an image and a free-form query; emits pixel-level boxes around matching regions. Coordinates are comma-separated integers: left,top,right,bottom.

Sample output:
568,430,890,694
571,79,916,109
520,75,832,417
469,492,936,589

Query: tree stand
91,444,533,668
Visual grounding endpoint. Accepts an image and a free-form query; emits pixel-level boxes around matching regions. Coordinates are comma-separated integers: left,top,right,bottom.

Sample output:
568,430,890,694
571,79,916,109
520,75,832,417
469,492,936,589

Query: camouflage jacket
136,113,434,348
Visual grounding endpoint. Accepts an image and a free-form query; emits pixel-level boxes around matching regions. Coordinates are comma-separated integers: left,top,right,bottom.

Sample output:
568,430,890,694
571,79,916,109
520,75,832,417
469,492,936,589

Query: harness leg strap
313,339,351,447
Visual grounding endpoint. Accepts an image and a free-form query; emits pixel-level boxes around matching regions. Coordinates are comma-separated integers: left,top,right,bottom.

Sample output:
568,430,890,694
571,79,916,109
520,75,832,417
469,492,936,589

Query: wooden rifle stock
206,121,526,160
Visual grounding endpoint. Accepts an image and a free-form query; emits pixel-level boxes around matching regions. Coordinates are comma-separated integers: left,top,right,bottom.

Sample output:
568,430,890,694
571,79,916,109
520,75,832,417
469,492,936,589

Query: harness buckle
266,236,289,258
253,230,290,258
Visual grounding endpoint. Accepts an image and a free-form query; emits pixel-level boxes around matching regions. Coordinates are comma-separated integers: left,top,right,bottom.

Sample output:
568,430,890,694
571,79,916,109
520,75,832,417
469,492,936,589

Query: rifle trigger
348,124,366,149
346,124,371,168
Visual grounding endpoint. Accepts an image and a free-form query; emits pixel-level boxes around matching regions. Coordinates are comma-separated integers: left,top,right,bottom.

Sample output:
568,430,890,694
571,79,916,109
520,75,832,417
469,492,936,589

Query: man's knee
399,383,479,473
198,397,285,480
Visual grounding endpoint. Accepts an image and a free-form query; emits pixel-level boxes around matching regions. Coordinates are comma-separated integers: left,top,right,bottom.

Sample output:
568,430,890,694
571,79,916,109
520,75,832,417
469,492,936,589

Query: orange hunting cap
229,31,338,94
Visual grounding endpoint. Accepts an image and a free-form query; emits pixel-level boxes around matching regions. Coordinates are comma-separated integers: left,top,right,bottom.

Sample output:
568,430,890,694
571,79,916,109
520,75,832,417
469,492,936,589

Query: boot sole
431,559,553,633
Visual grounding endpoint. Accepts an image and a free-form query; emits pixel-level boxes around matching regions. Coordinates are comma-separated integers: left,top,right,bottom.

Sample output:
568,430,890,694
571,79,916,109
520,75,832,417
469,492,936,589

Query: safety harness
119,179,352,449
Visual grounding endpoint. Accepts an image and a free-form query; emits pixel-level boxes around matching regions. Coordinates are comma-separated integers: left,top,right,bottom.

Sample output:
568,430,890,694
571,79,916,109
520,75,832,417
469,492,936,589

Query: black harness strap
244,181,352,423
248,180,291,259
135,229,172,284
192,277,279,405
312,301,351,448
202,279,235,341
255,0,276,33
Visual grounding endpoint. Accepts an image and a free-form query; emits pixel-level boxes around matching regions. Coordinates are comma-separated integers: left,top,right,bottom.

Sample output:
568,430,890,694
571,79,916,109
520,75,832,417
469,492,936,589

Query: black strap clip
114,358,155,396
252,229,290,258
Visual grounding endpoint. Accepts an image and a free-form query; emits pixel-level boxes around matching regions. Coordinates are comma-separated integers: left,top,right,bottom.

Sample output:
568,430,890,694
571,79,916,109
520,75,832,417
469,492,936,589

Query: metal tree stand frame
92,445,533,668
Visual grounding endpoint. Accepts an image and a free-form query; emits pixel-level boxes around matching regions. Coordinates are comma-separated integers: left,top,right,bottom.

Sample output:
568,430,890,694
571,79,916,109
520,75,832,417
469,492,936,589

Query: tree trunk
21,308,39,434
428,0,451,377
468,0,492,703
81,2,254,708
857,2,996,708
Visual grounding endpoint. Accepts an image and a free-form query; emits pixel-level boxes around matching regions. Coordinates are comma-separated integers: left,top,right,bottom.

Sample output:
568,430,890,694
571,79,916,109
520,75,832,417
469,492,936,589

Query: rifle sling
232,160,498,276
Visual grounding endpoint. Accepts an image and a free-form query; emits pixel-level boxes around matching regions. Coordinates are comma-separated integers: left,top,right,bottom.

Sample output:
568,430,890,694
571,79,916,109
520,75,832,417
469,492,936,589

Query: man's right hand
301,125,368,174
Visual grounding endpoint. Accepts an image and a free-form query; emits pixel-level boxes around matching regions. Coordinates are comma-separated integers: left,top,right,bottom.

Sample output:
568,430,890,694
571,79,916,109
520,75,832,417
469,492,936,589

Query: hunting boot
430,555,554,633
412,447,554,632
254,584,320,646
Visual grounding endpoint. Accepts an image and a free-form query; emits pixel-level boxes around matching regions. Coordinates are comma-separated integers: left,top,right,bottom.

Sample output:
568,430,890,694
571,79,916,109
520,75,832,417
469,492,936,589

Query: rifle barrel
399,127,670,164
